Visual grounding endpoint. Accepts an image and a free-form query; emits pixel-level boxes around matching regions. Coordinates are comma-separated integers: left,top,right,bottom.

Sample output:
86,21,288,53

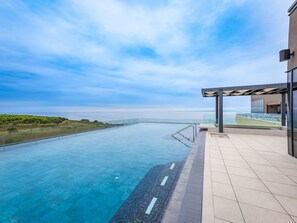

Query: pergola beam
201,82,290,132
202,83,288,97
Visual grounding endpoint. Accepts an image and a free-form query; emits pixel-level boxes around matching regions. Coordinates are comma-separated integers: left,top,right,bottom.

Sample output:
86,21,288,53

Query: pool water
0,123,190,223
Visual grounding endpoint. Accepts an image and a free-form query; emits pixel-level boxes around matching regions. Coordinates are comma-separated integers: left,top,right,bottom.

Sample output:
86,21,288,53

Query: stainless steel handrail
171,123,198,148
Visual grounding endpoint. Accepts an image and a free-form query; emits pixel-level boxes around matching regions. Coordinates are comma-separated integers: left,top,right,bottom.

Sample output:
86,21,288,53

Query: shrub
0,114,68,125
7,127,17,132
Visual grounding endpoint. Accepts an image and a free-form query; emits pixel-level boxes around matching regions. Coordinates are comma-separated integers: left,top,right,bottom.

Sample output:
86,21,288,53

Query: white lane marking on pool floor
160,176,168,186
145,197,157,215
170,163,175,170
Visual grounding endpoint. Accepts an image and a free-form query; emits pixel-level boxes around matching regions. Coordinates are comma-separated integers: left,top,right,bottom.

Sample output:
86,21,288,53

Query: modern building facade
287,1,297,157
251,95,283,113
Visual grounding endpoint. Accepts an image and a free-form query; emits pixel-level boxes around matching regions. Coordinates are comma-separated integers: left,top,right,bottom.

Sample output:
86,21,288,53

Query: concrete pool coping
162,130,206,223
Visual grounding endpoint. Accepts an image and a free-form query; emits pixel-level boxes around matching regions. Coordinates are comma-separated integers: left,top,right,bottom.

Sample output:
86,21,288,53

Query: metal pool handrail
171,123,199,148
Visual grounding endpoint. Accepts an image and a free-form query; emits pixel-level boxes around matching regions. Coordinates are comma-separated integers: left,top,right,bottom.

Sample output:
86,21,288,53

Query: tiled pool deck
203,132,297,223
164,130,297,223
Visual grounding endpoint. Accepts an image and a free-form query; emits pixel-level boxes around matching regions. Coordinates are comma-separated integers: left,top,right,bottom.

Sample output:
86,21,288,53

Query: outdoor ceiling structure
201,82,289,133
201,83,288,98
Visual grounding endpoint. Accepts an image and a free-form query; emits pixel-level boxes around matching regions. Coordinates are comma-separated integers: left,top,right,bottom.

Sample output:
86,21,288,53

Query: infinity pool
0,123,190,223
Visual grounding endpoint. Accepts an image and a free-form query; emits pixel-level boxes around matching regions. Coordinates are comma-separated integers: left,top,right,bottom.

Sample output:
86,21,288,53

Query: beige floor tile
272,161,297,170
245,157,272,166
204,133,293,223
202,220,215,223
213,196,244,223
211,158,225,166
289,176,297,184
292,216,297,223
229,174,269,192
212,182,236,200
209,144,220,149
280,168,297,177
256,171,296,185
261,153,294,163
224,159,250,169
226,166,257,178
253,147,272,152
211,163,227,173
250,164,282,174
220,147,237,151
238,151,259,156
233,186,286,213
203,172,215,223
211,154,223,160
215,218,230,223
210,151,221,156
240,203,294,223
222,154,245,162
216,138,233,145
220,150,241,156
212,171,231,184
264,181,297,199
275,195,297,216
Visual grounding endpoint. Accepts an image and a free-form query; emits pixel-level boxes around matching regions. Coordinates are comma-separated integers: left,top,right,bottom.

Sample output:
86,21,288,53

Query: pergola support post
215,95,219,124
281,93,286,127
218,89,224,133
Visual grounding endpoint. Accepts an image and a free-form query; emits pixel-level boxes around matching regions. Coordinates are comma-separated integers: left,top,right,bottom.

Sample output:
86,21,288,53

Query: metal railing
236,113,283,124
171,124,198,148
106,118,201,125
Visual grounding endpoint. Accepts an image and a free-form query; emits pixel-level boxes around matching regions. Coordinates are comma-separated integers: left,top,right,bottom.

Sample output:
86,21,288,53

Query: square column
219,89,224,133
281,93,286,126
215,95,219,124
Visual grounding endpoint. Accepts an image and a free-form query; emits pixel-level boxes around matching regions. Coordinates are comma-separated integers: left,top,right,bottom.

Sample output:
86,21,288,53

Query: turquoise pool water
0,123,190,223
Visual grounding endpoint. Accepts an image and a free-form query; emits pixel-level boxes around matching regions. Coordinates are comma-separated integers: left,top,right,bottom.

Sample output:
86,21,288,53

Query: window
251,99,264,113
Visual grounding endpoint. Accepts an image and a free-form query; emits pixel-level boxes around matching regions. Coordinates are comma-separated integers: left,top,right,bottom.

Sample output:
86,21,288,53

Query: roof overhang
289,0,297,15
201,83,288,98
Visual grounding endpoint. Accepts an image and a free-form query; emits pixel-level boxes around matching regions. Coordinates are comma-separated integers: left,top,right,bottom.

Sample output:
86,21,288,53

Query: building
251,95,282,113
286,1,297,157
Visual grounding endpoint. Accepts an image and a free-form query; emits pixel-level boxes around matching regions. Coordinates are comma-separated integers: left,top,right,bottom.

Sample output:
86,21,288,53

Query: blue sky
0,0,294,112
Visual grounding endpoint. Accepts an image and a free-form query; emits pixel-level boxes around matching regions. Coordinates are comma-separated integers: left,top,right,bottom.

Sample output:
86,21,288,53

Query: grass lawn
235,116,280,126
0,115,121,146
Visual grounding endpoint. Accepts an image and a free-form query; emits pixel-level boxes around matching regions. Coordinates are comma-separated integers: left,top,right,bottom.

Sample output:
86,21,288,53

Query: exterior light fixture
279,49,294,62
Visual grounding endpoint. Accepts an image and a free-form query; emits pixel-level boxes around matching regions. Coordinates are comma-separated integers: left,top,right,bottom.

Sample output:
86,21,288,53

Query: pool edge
161,130,206,223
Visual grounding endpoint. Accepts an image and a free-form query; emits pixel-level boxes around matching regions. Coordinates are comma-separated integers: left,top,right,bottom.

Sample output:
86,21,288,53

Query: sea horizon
1,107,250,124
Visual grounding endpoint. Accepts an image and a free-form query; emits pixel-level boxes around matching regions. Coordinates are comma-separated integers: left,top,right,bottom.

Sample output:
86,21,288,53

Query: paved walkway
203,132,297,223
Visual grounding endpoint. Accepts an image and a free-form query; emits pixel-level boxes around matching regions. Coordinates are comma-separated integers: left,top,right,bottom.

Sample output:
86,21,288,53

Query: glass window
251,99,264,113
292,69,297,157
288,71,293,155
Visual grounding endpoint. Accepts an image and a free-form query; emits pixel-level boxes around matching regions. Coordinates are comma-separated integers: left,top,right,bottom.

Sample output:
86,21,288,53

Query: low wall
199,124,287,137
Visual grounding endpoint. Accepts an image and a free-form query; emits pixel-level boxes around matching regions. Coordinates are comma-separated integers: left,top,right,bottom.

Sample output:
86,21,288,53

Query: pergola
201,83,288,133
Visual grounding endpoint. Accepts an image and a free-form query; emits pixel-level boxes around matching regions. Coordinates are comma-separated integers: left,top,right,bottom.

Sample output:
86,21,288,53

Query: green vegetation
235,116,280,126
0,114,120,146
0,114,67,125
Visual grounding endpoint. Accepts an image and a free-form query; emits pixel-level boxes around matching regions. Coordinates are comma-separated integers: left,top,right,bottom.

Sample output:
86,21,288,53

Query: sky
0,0,294,113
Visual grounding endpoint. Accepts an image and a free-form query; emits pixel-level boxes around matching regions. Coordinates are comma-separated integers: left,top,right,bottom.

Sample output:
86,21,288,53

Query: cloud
0,0,294,112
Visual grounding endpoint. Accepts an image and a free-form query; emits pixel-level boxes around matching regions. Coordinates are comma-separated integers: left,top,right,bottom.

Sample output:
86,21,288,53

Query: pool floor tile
1,124,191,223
